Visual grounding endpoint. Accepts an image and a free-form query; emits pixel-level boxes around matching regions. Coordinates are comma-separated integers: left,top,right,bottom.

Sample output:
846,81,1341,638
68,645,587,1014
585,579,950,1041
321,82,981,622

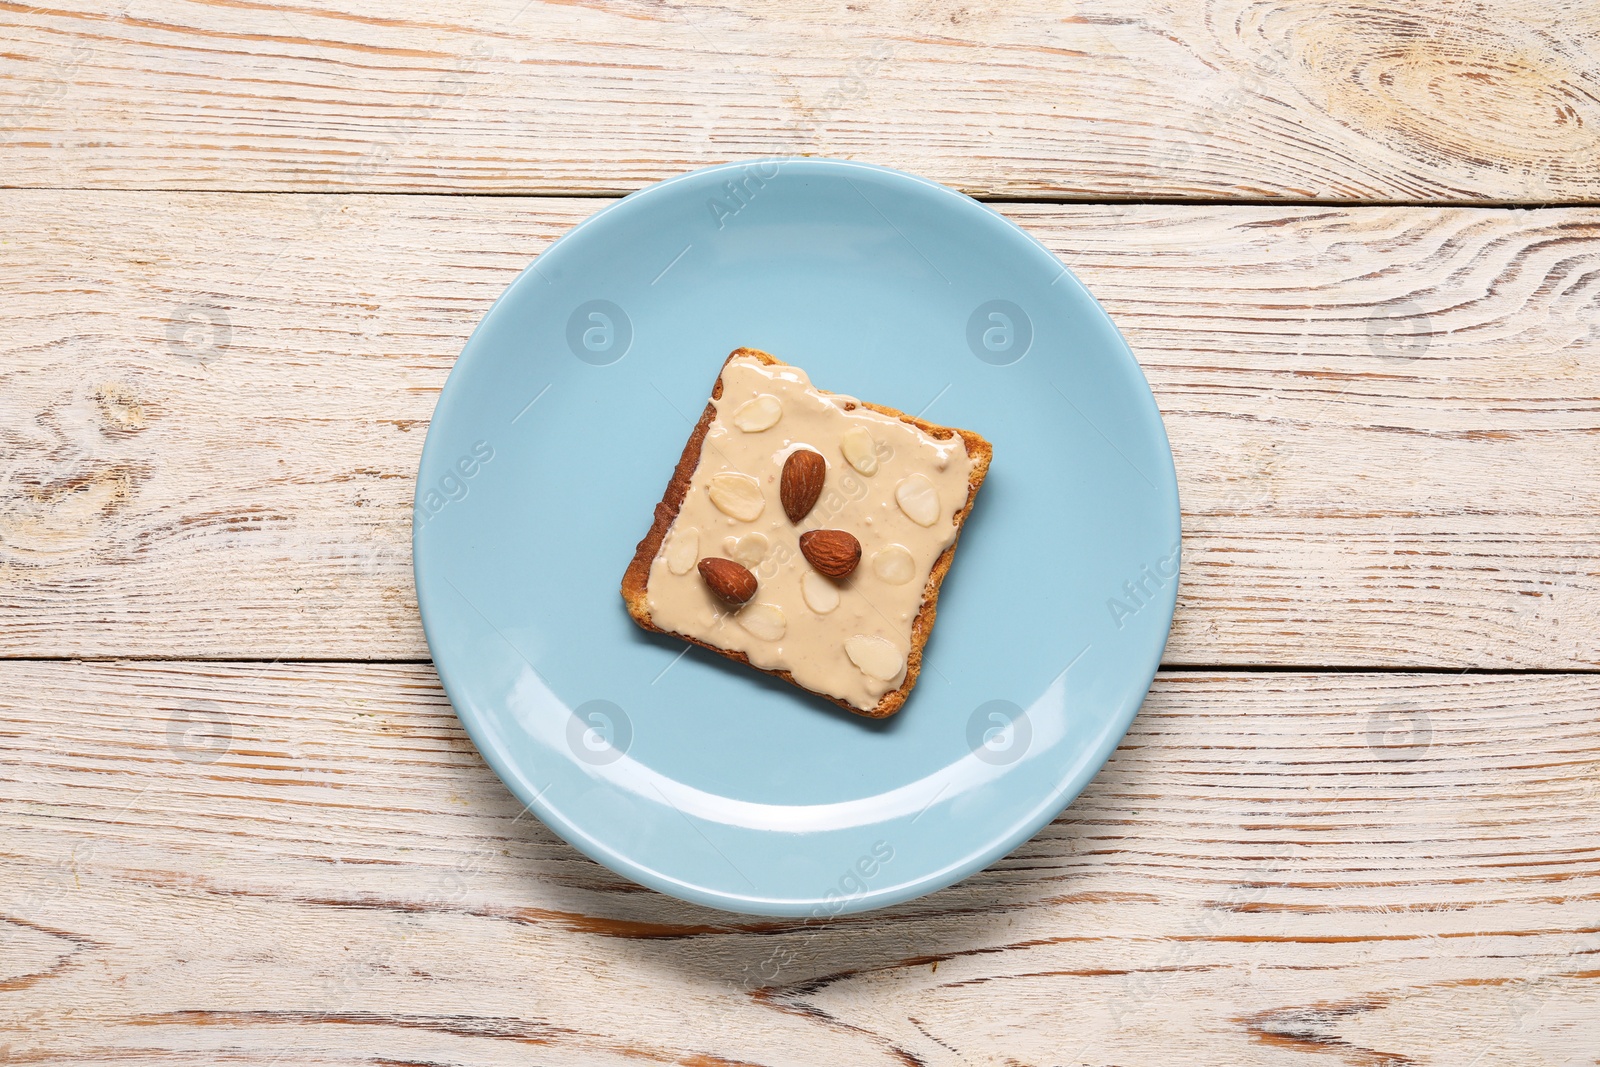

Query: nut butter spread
645,355,974,711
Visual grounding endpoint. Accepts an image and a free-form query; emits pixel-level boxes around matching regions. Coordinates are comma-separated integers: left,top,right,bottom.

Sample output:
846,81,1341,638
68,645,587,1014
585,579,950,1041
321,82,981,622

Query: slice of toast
621,348,992,718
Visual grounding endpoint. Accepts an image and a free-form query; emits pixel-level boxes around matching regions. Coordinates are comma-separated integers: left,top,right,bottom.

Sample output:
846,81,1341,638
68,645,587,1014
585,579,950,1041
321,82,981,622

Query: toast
621,348,992,718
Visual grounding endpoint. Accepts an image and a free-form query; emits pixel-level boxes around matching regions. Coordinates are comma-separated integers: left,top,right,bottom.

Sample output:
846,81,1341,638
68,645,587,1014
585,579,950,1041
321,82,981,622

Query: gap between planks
2,185,1599,211
0,655,1594,675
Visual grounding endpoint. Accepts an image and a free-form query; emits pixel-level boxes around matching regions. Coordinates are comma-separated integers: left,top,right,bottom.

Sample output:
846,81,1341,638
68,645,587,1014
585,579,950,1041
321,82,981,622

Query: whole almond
697,557,758,605
780,449,826,523
799,529,861,578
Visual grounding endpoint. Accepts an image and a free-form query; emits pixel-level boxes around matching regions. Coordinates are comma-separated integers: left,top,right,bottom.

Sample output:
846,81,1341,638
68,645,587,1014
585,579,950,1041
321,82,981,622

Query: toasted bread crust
620,348,993,718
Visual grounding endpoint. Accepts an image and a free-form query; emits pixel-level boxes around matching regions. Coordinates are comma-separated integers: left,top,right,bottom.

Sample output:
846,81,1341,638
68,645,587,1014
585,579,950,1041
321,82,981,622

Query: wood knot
92,381,149,434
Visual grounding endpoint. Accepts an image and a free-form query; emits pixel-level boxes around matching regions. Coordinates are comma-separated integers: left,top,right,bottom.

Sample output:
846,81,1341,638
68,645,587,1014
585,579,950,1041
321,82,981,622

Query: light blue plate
414,159,1179,916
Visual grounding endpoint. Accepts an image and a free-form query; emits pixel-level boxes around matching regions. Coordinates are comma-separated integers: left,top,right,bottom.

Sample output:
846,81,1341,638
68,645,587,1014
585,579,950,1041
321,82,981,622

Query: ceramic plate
414,159,1179,916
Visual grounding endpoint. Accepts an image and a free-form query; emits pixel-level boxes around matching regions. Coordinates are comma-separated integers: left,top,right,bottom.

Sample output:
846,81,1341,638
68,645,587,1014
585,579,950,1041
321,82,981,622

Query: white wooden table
3,2,1598,1063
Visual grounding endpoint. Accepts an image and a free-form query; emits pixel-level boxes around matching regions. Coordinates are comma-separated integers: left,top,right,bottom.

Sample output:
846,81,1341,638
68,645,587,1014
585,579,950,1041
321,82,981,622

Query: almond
780,449,826,523
799,529,861,577
697,557,757,605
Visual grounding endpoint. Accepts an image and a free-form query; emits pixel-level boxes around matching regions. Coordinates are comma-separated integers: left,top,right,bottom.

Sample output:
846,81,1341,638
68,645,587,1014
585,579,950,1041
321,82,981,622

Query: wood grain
2,0,1599,202
6,5,1596,1062
2,190,1596,666
1,660,1595,1064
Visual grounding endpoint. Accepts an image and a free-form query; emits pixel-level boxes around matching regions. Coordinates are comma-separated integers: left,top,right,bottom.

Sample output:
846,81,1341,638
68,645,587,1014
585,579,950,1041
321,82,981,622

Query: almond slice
664,526,698,575
894,474,940,527
845,634,904,681
708,472,765,522
871,544,915,584
723,532,769,567
840,426,878,475
731,394,782,432
801,571,840,614
738,602,787,641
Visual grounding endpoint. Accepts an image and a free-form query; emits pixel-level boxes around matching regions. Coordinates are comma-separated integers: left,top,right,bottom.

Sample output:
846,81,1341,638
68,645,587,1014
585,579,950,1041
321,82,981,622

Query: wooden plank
2,0,1599,201
4,191,1597,665
1,661,1596,1064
